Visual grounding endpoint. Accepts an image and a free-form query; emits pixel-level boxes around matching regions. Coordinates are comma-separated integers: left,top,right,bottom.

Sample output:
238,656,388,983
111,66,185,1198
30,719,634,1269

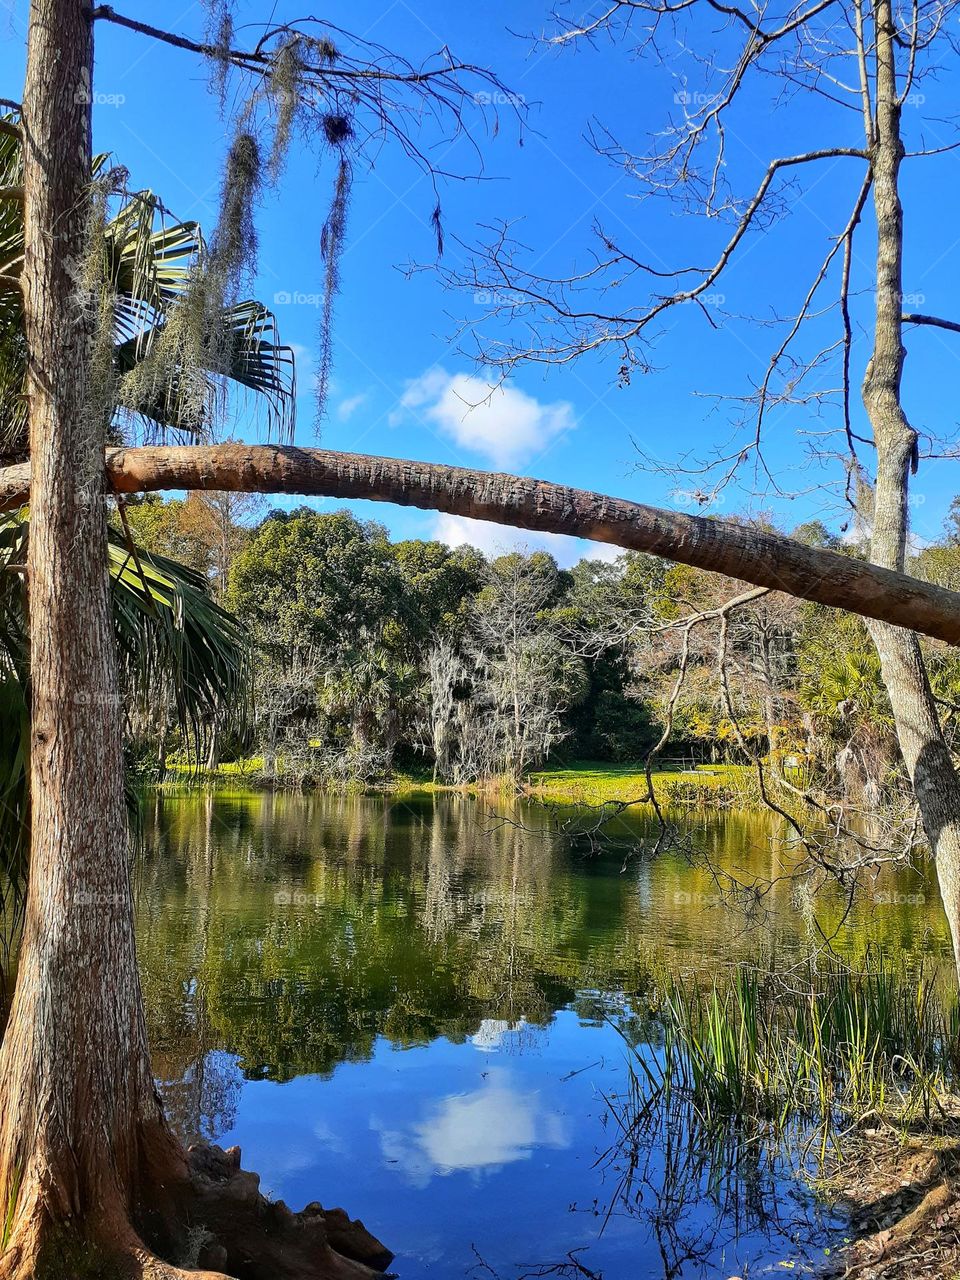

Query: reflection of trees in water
136,792,655,1118
155,1049,242,1145
135,790,950,1146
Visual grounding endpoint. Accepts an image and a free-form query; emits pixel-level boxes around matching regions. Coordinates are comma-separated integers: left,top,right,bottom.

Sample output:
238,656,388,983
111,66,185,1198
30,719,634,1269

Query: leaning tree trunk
864,0,960,978
0,4,389,1278
6,444,960,641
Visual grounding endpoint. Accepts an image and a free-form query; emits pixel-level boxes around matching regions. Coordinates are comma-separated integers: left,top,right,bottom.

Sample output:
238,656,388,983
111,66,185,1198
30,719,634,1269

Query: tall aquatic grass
629,956,958,1142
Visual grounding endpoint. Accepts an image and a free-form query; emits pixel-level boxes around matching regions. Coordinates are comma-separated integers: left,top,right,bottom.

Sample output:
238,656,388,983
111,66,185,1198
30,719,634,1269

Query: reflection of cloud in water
376,1068,569,1188
470,1019,519,1051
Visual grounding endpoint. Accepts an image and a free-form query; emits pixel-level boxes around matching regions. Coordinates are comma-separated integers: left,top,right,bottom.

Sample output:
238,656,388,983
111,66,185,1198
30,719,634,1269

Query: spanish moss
267,36,304,181
316,153,352,425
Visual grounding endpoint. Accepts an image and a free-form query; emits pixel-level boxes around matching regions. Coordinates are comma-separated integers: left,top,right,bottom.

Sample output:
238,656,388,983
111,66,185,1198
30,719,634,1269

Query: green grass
525,760,754,807
157,755,757,806
626,957,959,1144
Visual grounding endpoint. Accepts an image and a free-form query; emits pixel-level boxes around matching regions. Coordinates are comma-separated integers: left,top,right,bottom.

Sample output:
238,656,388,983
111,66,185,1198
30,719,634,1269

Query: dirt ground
820,1118,960,1279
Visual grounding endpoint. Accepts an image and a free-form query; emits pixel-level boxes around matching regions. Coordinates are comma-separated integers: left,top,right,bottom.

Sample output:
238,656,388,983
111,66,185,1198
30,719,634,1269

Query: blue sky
2,0,960,563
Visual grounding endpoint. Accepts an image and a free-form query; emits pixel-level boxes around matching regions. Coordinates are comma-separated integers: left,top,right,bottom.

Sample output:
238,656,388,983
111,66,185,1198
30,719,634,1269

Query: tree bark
862,0,960,978
5,443,960,643
0,0,163,1263
0,5,389,1277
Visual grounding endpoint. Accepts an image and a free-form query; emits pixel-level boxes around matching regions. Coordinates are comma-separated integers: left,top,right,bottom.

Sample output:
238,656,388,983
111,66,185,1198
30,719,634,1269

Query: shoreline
152,759,760,809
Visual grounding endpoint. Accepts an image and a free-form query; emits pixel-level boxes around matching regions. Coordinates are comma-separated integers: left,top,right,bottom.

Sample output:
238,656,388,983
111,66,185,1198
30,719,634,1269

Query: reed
630,955,957,1139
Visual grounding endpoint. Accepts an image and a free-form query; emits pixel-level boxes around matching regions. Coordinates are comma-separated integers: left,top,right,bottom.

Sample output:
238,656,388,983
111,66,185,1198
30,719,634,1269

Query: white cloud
395,368,575,468
433,512,624,569
375,1069,569,1187
337,391,369,421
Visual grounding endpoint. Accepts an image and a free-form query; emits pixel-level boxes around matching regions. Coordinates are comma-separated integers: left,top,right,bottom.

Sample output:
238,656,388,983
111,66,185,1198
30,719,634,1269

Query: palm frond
0,138,296,451
108,524,251,737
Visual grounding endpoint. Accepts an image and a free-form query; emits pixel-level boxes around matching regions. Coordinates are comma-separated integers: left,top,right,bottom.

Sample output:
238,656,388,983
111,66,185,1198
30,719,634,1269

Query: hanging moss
211,131,261,290
316,156,352,425
117,127,265,439
203,0,234,106
75,172,122,484
268,37,304,181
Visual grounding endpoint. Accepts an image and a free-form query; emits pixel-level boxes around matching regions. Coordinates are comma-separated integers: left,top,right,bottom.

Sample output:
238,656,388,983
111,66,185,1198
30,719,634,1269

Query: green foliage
0,128,294,459
629,956,956,1146
227,508,400,652
0,513,249,926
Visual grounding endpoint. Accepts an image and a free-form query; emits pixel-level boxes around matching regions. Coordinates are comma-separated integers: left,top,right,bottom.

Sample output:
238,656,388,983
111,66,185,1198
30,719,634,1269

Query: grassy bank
525,760,756,808
627,959,960,1280
158,757,758,807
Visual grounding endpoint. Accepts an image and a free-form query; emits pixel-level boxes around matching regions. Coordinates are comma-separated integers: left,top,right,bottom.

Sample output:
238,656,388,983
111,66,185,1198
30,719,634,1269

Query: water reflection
136,790,951,1278
378,1066,570,1185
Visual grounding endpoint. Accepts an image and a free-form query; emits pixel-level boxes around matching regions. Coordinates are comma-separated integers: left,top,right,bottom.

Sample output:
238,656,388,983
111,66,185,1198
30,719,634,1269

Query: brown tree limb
902,312,960,335
4,443,960,643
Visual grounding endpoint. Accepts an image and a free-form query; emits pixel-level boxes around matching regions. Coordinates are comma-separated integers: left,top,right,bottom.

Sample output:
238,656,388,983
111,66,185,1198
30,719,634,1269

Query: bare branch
902,311,960,335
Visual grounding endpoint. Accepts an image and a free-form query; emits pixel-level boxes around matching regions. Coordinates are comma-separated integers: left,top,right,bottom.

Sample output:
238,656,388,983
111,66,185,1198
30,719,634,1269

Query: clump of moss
316,155,352,424
211,131,261,291
118,133,262,435
267,37,304,180
74,169,128,491
203,0,235,106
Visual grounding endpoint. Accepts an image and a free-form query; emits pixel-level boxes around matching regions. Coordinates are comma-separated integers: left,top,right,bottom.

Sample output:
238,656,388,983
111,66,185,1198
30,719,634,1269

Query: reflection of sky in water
141,794,901,1278
200,1013,839,1279
377,1066,570,1186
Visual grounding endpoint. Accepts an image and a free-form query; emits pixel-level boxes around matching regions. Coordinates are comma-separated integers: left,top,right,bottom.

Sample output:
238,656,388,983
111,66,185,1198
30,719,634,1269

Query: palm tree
0,116,294,939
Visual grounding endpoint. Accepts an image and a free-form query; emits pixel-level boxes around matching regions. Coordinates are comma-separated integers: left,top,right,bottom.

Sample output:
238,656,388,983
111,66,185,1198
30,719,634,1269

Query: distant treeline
120,493,960,795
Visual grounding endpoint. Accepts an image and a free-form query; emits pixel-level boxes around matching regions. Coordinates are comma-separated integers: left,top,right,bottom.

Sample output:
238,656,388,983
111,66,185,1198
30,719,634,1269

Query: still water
137,790,951,1279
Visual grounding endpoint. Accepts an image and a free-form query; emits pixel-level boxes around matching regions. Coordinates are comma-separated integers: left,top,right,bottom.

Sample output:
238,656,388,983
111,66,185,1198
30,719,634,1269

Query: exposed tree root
0,1142,391,1280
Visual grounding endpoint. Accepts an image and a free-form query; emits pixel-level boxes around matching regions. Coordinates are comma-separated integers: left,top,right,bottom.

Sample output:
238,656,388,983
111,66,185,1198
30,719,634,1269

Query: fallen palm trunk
3,443,960,643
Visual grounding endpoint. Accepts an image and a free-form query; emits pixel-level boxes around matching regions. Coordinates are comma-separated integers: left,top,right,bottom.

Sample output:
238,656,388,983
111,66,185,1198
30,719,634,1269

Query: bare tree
433,0,960,972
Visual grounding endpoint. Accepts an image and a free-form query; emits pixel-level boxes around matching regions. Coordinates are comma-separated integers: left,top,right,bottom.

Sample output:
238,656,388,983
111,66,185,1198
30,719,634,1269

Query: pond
136,789,952,1279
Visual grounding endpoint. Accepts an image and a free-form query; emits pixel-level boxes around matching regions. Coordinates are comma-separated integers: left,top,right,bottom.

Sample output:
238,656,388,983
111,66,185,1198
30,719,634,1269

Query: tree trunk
0,5,390,1277
863,0,960,980
5,443,960,643
0,0,165,1264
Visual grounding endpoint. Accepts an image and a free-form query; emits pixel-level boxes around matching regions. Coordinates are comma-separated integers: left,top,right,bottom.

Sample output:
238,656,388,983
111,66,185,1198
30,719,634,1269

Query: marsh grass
597,956,958,1250
614,955,959,1169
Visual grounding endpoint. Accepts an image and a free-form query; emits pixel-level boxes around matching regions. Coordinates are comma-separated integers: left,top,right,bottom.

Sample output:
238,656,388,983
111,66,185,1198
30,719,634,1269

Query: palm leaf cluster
0,513,251,935
0,120,295,461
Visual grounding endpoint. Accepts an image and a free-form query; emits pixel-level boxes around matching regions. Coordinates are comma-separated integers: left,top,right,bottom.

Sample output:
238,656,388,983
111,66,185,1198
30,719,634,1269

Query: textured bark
0,4,390,1277
862,0,960,978
0,0,161,1253
6,443,960,642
